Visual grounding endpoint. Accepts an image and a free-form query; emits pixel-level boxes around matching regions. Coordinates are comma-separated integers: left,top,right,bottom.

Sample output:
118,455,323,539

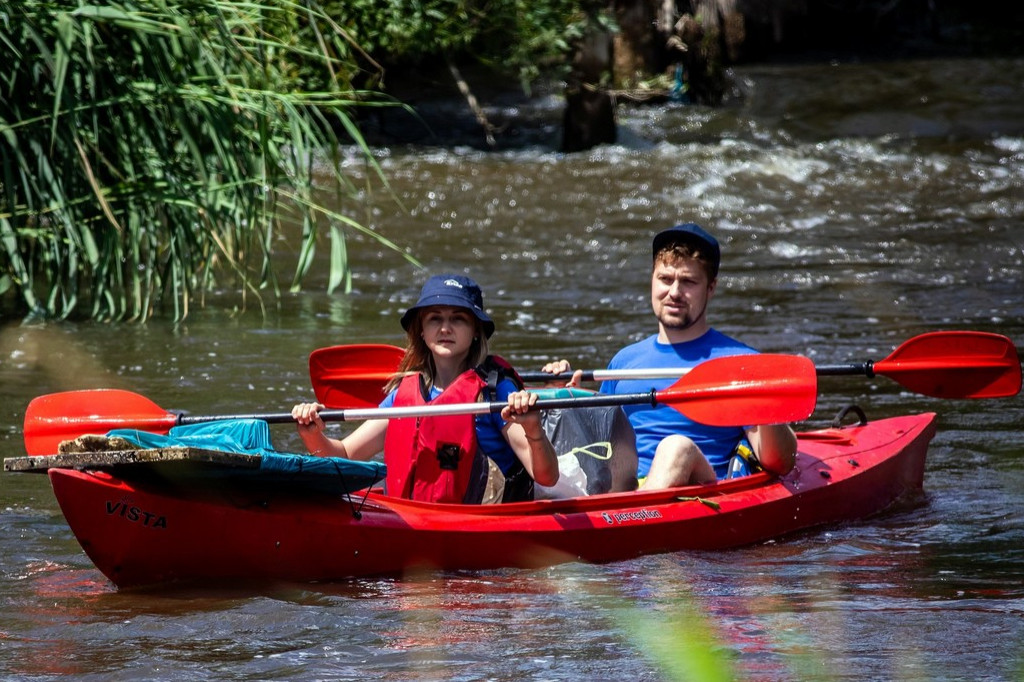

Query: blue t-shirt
380,377,520,474
599,328,757,478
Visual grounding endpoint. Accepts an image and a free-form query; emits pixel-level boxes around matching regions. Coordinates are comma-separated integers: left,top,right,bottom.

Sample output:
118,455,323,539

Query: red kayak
43,413,936,589
13,333,1018,589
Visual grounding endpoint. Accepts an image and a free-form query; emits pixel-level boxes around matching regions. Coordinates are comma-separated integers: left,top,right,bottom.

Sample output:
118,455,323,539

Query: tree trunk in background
562,26,617,152
679,0,742,105
610,0,736,104
612,0,662,86
561,0,666,152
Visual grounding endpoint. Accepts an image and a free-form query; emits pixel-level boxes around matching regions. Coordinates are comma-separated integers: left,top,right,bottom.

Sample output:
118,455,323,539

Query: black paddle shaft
814,362,874,378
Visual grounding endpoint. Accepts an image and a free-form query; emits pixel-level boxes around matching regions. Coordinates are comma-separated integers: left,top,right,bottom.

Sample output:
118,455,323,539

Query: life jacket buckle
437,443,462,471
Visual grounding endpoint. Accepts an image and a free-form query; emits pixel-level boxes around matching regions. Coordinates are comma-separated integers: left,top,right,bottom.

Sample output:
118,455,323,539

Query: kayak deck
42,413,936,589
4,447,263,474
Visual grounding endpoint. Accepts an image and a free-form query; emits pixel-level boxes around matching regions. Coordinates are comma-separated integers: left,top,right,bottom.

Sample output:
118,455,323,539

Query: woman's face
419,306,477,364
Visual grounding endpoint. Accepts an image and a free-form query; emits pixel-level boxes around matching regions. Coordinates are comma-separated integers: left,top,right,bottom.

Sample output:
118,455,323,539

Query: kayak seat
534,388,639,498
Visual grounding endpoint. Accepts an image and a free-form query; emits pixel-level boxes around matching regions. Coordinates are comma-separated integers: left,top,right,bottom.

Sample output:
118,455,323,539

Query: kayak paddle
308,331,1021,407
23,354,817,456
815,330,1020,399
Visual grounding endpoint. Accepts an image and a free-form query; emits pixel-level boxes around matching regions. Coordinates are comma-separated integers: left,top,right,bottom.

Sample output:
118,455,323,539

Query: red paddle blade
309,344,404,408
23,389,178,456
658,354,818,427
874,331,1021,399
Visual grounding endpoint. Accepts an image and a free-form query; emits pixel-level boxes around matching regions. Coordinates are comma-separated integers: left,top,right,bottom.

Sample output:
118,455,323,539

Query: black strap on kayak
830,404,869,428
327,459,384,520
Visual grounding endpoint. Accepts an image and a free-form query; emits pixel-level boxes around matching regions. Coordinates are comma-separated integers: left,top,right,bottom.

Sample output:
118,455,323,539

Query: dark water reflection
2,57,1023,680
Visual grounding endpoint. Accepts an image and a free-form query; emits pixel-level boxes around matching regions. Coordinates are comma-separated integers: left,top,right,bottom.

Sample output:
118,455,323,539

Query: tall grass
0,0,415,322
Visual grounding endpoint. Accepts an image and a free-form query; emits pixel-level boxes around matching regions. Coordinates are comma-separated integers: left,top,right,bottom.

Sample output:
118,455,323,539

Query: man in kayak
545,223,797,489
292,274,560,503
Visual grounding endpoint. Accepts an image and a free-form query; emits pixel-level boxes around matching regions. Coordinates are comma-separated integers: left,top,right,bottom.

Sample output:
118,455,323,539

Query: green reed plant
0,0,415,322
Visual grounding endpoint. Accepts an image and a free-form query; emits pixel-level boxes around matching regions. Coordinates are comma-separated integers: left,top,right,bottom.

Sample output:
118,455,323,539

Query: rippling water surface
2,57,1023,681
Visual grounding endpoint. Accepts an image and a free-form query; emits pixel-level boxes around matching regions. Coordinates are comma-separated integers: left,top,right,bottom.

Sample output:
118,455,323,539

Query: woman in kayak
292,274,559,504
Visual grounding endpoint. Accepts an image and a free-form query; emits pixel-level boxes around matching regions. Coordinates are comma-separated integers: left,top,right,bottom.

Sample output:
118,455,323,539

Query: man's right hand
540,360,583,388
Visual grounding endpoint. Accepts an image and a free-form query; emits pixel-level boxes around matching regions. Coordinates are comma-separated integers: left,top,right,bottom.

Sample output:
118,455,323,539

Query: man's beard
657,301,706,331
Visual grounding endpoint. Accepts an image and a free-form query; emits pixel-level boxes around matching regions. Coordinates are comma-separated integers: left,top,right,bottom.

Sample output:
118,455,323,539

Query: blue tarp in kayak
107,420,385,493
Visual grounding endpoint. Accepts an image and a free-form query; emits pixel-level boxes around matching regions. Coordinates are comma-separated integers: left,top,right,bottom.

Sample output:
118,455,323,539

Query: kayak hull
47,413,936,589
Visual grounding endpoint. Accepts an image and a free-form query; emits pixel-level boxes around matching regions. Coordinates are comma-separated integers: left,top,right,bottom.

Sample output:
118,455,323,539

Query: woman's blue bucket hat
400,274,495,338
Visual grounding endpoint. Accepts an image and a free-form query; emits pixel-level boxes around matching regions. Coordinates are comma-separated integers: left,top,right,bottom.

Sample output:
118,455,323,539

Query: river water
2,57,1023,681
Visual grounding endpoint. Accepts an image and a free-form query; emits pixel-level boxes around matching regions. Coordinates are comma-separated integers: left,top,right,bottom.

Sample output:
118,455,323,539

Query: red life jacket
383,356,528,504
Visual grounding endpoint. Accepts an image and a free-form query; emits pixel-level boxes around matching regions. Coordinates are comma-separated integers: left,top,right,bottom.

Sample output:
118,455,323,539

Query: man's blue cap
652,223,721,278
400,274,495,338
